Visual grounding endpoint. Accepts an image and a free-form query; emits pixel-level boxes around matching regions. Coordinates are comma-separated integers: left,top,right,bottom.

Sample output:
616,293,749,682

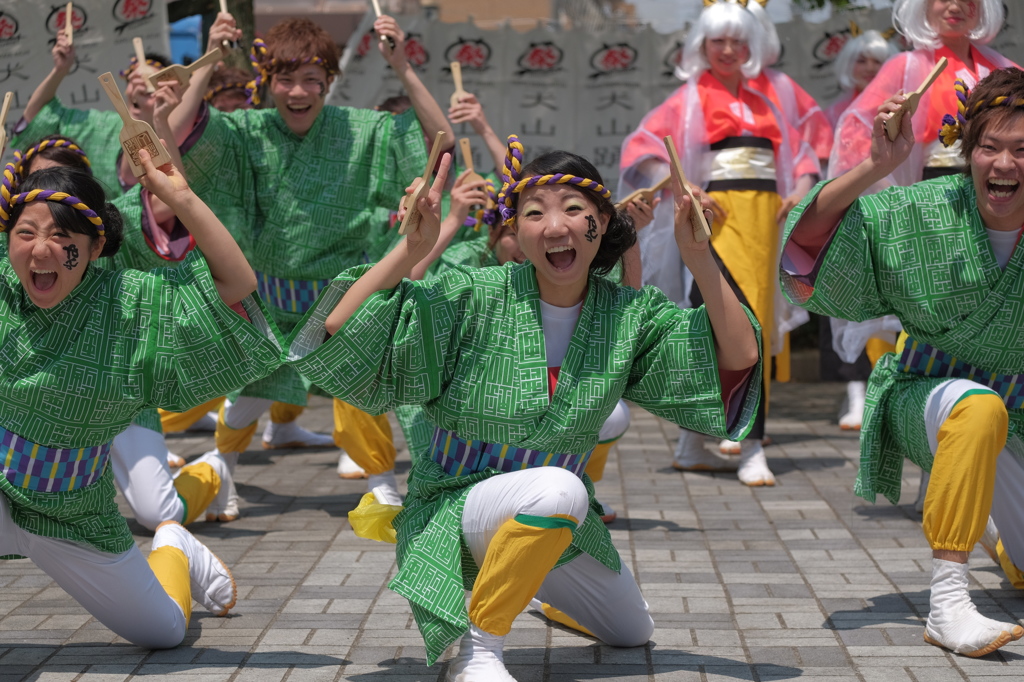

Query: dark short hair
265,18,341,77
7,167,123,258
517,150,636,276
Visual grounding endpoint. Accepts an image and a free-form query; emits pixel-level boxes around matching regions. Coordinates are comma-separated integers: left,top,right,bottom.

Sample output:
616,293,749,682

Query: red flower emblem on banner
812,29,851,67
445,38,491,70
0,12,18,41
589,42,637,79
404,33,429,68
355,31,373,59
516,42,563,76
46,5,86,34
114,0,152,22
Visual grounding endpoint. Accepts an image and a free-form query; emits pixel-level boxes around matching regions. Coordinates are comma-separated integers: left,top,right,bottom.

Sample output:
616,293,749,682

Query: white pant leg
598,400,631,442
223,397,274,430
923,379,999,453
991,450,1024,569
0,493,186,648
536,552,654,647
462,468,590,567
111,424,184,531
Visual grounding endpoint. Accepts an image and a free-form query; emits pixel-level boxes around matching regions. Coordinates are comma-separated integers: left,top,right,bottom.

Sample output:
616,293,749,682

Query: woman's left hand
137,147,191,206
626,196,660,230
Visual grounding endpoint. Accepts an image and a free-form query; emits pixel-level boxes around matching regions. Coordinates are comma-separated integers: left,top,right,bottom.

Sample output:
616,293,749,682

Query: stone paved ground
2,382,1023,681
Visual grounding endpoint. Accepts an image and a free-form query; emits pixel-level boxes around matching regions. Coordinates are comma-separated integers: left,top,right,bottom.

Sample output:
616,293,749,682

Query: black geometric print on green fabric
285,260,762,662
11,98,127,199
783,174,1024,503
182,105,427,283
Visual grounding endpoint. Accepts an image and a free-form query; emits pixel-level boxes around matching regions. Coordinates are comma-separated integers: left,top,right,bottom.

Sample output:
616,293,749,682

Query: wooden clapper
132,37,155,93
614,174,671,211
65,3,73,47
399,132,447,236
664,135,712,242
459,137,488,227
885,57,947,141
370,0,396,51
146,49,224,90
450,62,468,107
97,72,173,177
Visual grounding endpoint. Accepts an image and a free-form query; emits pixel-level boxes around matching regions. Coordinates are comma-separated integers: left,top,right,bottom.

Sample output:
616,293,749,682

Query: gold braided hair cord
119,56,166,80
245,38,341,106
938,79,972,147
496,134,612,227
0,184,105,236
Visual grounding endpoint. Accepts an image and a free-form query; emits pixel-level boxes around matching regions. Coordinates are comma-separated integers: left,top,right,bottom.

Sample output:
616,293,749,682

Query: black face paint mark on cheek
584,215,599,243
62,244,79,271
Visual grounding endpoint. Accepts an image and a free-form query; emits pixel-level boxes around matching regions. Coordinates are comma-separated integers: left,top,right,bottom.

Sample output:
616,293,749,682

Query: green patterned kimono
285,261,762,662
0,251,282,555
781,174,1024,504
182,105,427,405
10,98,128,199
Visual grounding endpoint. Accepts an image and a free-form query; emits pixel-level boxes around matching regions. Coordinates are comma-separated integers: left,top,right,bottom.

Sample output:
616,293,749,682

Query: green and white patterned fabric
11,98,128,199
781,174,1024,504
284,260,762,662
182,105,427,405
0,251,282,554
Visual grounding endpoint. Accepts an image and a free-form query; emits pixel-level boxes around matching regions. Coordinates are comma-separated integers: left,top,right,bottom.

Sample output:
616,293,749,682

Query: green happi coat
182,105,427,405
285,260,762,662
781,174,1024,504
0,251,282,555
11,98,129,200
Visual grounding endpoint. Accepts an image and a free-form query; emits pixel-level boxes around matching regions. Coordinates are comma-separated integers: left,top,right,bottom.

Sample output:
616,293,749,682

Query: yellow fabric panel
866,337,897,368
895,331,909,355
332,399,397,475
584,440,615,483
997,540,1024,590
469,518,574,636
707,189,781,407
348,491,403,543
270,402,305,424
775,333,791,383
173,462,221,526
923,393,1008,552
148,545,192,623
539,602,595,637
159,396,226,433
215,403,259,454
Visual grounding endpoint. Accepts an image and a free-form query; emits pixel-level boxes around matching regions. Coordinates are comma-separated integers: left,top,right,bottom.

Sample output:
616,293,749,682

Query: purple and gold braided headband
245,38,339,106
0,164,105,236
205,80,250,102
119,56,167,80
496,135,612,227
14,139,92,178
938,78,1024,148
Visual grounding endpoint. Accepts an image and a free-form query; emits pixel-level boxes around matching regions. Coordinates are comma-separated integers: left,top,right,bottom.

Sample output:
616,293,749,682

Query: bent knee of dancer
521,468,590,526
602,619,655,648
948,392,1009,445
129,616,188,649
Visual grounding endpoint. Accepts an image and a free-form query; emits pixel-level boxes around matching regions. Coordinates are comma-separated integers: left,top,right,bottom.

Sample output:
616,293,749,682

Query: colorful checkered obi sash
429,427,593,478
0,424,110,492
255,271,332,314
898,336,1024,410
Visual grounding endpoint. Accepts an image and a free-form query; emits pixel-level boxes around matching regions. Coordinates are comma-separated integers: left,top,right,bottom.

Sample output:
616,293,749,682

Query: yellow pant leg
774,333,791,383
332,399,396,475
270,402,304,424
469,514,576,636
923,393,1008,552
159,397,226,433
215,403,259,454
173,462,221,526
996,540,1024,590
585,440,616,483
866,337,897,368
147,544,192,623
537,601,595,637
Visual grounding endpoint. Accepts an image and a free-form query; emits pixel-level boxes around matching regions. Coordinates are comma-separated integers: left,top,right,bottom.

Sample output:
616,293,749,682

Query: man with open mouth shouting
782,67,1024,657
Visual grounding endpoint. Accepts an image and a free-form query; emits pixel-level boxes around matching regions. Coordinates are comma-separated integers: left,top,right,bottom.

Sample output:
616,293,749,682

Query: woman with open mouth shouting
782,67,1024,658
280,138,761,680
0,148,281,648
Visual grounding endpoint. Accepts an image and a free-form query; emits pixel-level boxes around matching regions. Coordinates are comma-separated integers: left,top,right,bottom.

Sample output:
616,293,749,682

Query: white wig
680,1,764,81
834,30,899,91
892,0,1005,49
745,1,781,67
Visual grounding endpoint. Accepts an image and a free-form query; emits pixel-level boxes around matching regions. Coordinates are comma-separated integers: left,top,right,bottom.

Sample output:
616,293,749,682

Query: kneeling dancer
283,139,761,679
782,68,1024,656
0,153,281,646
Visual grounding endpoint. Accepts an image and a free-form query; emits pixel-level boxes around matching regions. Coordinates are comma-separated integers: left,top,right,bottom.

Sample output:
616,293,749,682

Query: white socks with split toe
368,470,402,506
337,451,368,479
924,558,1023,656
737,439,775,487
262,421,335,449
673,429,738,472
445,624,516,682
839,380,866,430
152,521,237,616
